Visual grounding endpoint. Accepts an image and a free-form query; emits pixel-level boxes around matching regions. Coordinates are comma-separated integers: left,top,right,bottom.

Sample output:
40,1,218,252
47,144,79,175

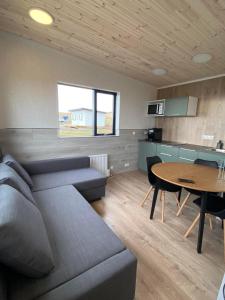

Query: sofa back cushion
22,156,90,175
0,164,35,205
3,154,33,188
0,184,54,278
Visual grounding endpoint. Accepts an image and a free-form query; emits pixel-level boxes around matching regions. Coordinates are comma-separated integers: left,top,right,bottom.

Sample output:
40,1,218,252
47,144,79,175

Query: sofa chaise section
8,185,137,300
22,157,107,202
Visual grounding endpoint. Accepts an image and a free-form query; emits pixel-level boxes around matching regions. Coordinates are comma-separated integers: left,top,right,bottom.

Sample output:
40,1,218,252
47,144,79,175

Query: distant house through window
57,83,118,138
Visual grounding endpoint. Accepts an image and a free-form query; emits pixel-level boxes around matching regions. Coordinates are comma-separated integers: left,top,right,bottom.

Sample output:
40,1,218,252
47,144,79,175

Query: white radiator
89,154,109,177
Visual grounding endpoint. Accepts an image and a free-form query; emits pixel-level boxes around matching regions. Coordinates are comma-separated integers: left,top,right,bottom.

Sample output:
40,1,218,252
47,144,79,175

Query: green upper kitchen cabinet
138,142,157,171
164,96,198,117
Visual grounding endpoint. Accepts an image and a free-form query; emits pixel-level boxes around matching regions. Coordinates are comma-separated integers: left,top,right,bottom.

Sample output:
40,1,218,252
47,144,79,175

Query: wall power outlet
202,134,214,140
124,163,130,167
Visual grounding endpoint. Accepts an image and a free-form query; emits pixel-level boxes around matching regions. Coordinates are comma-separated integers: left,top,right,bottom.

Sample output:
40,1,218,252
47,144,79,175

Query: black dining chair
184,194,225,259
176,158,218,217
140,156,181,222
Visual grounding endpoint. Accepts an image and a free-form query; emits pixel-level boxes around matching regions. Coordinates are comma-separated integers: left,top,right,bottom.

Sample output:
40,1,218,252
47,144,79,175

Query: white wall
0,32,156,130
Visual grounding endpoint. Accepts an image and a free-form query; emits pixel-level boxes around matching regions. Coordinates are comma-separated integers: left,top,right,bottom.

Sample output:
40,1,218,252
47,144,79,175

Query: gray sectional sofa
0,155,137,300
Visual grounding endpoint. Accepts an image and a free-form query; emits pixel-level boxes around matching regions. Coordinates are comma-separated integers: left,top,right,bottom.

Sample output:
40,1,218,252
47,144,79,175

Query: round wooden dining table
150,162,225,253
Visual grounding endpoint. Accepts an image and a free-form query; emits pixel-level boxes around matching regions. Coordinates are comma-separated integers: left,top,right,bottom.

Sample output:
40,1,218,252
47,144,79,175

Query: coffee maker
147,128,162,142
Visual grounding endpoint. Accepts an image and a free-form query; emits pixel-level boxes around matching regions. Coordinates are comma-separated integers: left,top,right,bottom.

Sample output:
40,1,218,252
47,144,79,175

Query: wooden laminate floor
92,170,224,300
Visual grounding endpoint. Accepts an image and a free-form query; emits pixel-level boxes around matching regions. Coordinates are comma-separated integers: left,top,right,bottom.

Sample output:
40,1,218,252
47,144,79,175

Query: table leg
197,192,207,253
150,184,159,219
178,189,182,202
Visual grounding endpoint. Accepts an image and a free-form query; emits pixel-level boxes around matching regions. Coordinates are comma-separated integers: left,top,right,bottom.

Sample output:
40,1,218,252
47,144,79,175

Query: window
57,83,117,138
94,90,116,136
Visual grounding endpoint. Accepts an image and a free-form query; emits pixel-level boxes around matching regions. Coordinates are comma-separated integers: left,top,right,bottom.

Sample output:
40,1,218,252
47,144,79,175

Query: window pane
96,92,115,135
58,84,93,137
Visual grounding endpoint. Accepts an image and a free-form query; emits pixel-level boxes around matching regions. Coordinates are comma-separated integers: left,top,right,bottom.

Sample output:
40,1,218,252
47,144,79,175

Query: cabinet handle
160,152,172,157
179,157,194,162
168,113,181,116
161,145,172,148
180,148,195,152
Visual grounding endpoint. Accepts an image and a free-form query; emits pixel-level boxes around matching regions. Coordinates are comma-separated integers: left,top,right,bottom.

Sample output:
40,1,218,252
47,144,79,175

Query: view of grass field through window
58,84,116,137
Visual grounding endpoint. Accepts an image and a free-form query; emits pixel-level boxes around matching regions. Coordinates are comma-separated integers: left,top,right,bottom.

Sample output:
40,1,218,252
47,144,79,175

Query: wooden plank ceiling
0,0,225,86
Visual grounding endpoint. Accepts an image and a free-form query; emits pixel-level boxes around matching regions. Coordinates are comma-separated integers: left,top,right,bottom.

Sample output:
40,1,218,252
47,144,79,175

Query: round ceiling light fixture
152,68,167,76
192,53,212,64
29,8,53,25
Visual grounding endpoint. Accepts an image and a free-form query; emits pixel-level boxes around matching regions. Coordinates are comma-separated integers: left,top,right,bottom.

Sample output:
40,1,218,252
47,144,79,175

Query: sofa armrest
22,156,90,175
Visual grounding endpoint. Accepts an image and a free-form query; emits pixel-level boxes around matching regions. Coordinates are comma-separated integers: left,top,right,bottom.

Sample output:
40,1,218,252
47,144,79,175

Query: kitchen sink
211,148,225,153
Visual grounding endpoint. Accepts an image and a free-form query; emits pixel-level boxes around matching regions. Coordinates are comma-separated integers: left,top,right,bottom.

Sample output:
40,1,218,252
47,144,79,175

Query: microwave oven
147,102,164,116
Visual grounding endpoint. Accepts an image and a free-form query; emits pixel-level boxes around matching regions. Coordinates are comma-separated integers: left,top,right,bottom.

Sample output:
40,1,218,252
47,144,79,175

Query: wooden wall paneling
156,76,225,147
1,1,225,86
0,128,145,174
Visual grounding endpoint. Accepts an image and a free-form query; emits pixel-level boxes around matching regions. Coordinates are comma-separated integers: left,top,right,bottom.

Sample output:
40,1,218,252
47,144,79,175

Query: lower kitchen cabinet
178,157,195,164
156,144,178,162
156,144,179,156
138,141,225,172
178,147,198,164
138,142,157,171
198,151,225,165
158,152,177,162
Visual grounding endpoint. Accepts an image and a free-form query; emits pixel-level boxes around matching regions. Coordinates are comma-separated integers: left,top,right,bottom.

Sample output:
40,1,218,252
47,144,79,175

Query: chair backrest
146,156,162,186
203,195,225,219
194,158,218,169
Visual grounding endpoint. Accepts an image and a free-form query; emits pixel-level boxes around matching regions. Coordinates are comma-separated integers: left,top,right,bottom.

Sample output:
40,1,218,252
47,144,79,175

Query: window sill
58,133,120,139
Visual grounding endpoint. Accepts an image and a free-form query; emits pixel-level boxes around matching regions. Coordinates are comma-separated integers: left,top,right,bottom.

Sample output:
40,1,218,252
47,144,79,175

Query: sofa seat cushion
9,185,125,300
36,250,137,300
31,168,107,192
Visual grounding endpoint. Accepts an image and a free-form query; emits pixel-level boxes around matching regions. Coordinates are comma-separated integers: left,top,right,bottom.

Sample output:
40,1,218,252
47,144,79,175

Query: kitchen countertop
138,139,224,154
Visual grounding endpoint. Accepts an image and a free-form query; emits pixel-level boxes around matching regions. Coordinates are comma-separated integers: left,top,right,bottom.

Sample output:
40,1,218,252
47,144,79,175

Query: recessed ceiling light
152,68,167,76
29,8,53,25
192,53,212,64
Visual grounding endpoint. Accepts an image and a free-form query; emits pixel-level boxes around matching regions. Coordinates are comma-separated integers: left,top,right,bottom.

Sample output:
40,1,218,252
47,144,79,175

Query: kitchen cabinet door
178,147,198,164
156,144,178,162
164,96,188,116
158,152,177,162
157,144,179,156
138,142,157,171
198,151,225,165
